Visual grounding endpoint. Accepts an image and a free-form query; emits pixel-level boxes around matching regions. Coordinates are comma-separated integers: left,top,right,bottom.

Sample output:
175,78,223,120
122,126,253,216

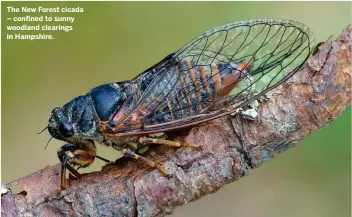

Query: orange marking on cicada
211,64,221,92
216,73,241,98
166,97,174,120
239,61,250,71
176,65,193,115
200,65,213,101
186,59,202,110
99,123,108,136
128,113,143,129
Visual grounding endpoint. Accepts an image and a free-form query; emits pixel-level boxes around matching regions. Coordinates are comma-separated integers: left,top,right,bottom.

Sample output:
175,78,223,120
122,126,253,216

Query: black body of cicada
46,19,315,188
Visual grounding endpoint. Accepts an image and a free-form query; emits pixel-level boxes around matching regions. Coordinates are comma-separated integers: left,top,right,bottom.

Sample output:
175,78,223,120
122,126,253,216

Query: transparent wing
114,19,315,133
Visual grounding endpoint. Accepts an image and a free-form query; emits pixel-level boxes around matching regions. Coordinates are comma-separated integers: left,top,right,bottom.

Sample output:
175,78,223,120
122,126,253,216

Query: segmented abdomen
140,59,247,125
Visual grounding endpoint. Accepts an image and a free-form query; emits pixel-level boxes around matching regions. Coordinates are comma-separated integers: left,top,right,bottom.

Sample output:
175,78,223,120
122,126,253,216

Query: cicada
45,19,315,188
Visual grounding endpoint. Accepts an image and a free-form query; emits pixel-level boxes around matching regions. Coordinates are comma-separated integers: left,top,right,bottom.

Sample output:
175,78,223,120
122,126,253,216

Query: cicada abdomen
130,59,254,126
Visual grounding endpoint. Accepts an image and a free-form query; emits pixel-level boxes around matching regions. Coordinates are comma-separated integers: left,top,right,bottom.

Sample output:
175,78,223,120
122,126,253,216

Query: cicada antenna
37,126,48,134
45,137,53,150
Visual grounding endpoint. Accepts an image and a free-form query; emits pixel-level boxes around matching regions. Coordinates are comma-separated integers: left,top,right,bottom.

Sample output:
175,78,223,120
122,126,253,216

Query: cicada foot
139,137,200,148
57,144,95,189
122,148,168,176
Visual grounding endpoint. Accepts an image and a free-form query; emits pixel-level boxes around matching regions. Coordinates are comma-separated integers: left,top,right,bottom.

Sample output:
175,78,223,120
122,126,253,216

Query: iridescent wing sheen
113,19,315,135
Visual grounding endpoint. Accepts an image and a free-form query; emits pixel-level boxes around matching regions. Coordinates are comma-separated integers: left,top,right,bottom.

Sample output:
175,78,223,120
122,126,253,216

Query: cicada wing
174,19,315,106
115,19,315,133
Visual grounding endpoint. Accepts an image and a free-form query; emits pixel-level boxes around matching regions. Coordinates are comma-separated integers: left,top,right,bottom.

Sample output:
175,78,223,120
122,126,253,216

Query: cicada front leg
57,142,110,189
57,144,95,188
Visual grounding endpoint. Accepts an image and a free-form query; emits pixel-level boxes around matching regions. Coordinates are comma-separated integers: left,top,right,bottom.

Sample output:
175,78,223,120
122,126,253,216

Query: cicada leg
125,137,200,176
139,137,200,148
121,148,168,176
57,143,102,189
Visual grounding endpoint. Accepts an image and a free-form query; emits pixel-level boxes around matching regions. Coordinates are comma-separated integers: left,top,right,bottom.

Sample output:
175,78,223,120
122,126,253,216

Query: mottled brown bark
2,25,351,217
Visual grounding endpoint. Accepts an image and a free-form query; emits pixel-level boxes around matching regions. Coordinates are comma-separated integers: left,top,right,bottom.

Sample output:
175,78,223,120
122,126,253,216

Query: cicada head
48,95,98,143
48,83,128,144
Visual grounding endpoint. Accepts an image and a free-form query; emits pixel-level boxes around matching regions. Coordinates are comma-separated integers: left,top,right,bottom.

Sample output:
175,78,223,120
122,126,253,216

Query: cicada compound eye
58,122,74,137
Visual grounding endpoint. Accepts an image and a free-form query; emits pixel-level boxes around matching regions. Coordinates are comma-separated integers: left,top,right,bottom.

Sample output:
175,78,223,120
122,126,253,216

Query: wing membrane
114,19,315,134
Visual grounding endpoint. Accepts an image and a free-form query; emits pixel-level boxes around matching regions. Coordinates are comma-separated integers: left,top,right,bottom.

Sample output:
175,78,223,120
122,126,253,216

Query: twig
2,25,351,217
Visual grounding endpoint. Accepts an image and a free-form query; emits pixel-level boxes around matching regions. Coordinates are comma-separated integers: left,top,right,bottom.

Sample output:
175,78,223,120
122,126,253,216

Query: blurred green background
1,2,351,217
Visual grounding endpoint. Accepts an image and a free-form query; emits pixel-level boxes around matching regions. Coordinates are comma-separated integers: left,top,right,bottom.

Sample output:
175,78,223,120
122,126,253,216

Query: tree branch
2,25,351,217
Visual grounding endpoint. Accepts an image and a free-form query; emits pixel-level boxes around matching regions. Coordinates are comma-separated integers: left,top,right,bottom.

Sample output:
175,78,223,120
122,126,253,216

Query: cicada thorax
87,82,127,137
89,69,162,137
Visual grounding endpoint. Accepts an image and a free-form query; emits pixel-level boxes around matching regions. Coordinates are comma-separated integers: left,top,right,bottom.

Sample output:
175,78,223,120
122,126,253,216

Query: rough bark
2,25,351,217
